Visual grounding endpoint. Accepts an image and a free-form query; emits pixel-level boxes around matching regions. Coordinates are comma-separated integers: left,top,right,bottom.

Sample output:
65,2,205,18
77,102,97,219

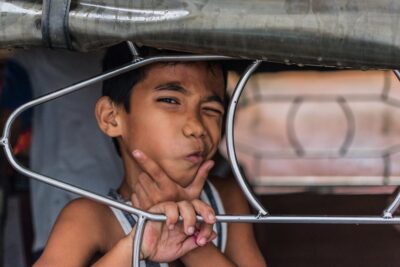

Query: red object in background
13,129,31,155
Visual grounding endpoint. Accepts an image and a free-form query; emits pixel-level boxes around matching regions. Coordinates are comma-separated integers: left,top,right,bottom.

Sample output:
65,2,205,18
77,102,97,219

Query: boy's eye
157,98,179,104
203,107,223,116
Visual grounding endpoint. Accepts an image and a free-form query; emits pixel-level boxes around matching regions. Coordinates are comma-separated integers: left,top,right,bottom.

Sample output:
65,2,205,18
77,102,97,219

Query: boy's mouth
185,151,205,164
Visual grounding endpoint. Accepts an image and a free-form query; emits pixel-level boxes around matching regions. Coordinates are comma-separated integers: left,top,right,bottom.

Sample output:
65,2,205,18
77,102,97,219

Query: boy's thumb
187,160,214,195
180,236,200,255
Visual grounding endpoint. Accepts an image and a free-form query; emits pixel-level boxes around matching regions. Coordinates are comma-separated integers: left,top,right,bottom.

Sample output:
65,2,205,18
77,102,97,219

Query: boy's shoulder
35,198,126,266
209,175,251,214
56,197,125,252
64,197,113,219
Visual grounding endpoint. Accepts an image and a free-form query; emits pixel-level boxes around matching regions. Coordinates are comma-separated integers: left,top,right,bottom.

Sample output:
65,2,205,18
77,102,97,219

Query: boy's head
96,43,228,186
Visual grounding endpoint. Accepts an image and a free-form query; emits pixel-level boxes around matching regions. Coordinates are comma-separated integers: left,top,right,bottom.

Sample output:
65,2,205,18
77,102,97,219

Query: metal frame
2,53,400,266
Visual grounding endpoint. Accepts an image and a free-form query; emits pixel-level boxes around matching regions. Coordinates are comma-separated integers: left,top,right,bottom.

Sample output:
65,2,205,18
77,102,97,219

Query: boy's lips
185,151,205,164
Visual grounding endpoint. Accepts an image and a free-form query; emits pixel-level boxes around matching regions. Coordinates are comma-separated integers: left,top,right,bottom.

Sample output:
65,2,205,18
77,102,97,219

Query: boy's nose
183,116,206,139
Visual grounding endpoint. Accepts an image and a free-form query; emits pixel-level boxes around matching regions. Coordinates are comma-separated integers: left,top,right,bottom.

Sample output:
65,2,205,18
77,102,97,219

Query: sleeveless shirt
108,180,227,267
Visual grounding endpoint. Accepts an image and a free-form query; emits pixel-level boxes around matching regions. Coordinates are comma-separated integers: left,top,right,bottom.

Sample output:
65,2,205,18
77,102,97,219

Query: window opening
2,50,400,266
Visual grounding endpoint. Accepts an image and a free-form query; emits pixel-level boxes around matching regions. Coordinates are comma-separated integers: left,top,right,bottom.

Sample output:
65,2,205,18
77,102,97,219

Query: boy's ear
95,96,123,137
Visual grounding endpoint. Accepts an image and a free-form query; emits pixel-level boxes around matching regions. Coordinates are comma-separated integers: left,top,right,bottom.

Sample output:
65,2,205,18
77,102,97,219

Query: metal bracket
41,0,72,49
3,54,400,267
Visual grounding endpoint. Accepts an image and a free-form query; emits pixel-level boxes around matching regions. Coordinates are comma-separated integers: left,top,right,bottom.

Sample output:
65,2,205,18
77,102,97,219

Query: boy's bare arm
35,197,216,267
214,177,268,267
91,231,134,267
33,199,111,267
93,200,216,266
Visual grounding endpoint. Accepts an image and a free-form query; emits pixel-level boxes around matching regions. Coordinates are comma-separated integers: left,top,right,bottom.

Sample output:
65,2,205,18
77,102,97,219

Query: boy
34,43,267,267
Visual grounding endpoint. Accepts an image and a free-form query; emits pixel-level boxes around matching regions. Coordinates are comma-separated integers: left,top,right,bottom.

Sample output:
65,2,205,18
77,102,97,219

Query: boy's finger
138,172,159,198
136,183,154,210
196,224,215,246
131,193,140,207
185,160,214,197
191,199,216,224
191,199,216,245
163,202,179,230
148,201,179,230
177,201,197,236
132,149,168,187
180,236,199,255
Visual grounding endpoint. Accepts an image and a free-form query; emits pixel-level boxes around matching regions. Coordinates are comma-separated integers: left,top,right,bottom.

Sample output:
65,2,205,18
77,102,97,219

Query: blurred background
2,48,400,266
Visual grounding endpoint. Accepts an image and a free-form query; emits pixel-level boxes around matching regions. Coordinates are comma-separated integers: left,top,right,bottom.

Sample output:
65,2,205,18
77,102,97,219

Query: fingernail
132,150,142,158
207,161,215,171
168,224,175,231
197,237,207,246
187,226,195,235
208,214,215,222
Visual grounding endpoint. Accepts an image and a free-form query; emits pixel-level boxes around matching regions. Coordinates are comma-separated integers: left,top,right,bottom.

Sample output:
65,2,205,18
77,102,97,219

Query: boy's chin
169,171,197,188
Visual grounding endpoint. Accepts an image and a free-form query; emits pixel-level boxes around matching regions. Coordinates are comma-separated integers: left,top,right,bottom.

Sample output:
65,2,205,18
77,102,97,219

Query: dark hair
102,42,229,155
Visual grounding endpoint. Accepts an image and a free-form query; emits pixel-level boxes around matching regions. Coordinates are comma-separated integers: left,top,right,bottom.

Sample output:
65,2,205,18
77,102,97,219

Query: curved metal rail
2,54,400,266
226,60,268,216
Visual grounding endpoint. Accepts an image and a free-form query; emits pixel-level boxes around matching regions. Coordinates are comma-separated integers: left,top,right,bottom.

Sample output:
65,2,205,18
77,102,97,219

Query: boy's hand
132,150,214,209
131,199,216,262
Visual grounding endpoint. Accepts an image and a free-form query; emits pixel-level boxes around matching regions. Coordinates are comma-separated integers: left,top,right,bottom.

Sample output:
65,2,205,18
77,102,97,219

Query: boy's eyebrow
155,82,224,106
154,82,188,94
204,95,224,106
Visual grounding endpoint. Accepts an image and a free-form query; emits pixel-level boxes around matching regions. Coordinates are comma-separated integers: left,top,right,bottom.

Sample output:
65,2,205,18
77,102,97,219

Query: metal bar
337,97,355,155
214,215,400,224
383,195,400,218
226,60,268,216
287,97,304,156
126,41,141,60
394,70,400,82
132,216,146,267
3,138,400,223
4,0,400,69
5,142,400,224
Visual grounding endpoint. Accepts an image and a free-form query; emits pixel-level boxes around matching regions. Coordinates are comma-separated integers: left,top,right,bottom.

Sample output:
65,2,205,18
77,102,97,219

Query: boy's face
118,62,225,186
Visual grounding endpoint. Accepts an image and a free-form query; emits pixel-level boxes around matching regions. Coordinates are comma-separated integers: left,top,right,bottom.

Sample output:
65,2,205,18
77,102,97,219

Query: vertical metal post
383,70,400,218
126,41,141,60
132,216,147,267
226,60,268,216
393,70,400,82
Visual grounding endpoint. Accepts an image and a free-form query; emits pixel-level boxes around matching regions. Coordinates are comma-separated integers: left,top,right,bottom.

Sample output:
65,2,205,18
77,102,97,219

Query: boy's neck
117,151,141,202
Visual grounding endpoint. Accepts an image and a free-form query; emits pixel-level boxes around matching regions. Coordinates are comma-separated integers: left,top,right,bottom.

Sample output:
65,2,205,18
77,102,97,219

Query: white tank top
108,180,228,267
